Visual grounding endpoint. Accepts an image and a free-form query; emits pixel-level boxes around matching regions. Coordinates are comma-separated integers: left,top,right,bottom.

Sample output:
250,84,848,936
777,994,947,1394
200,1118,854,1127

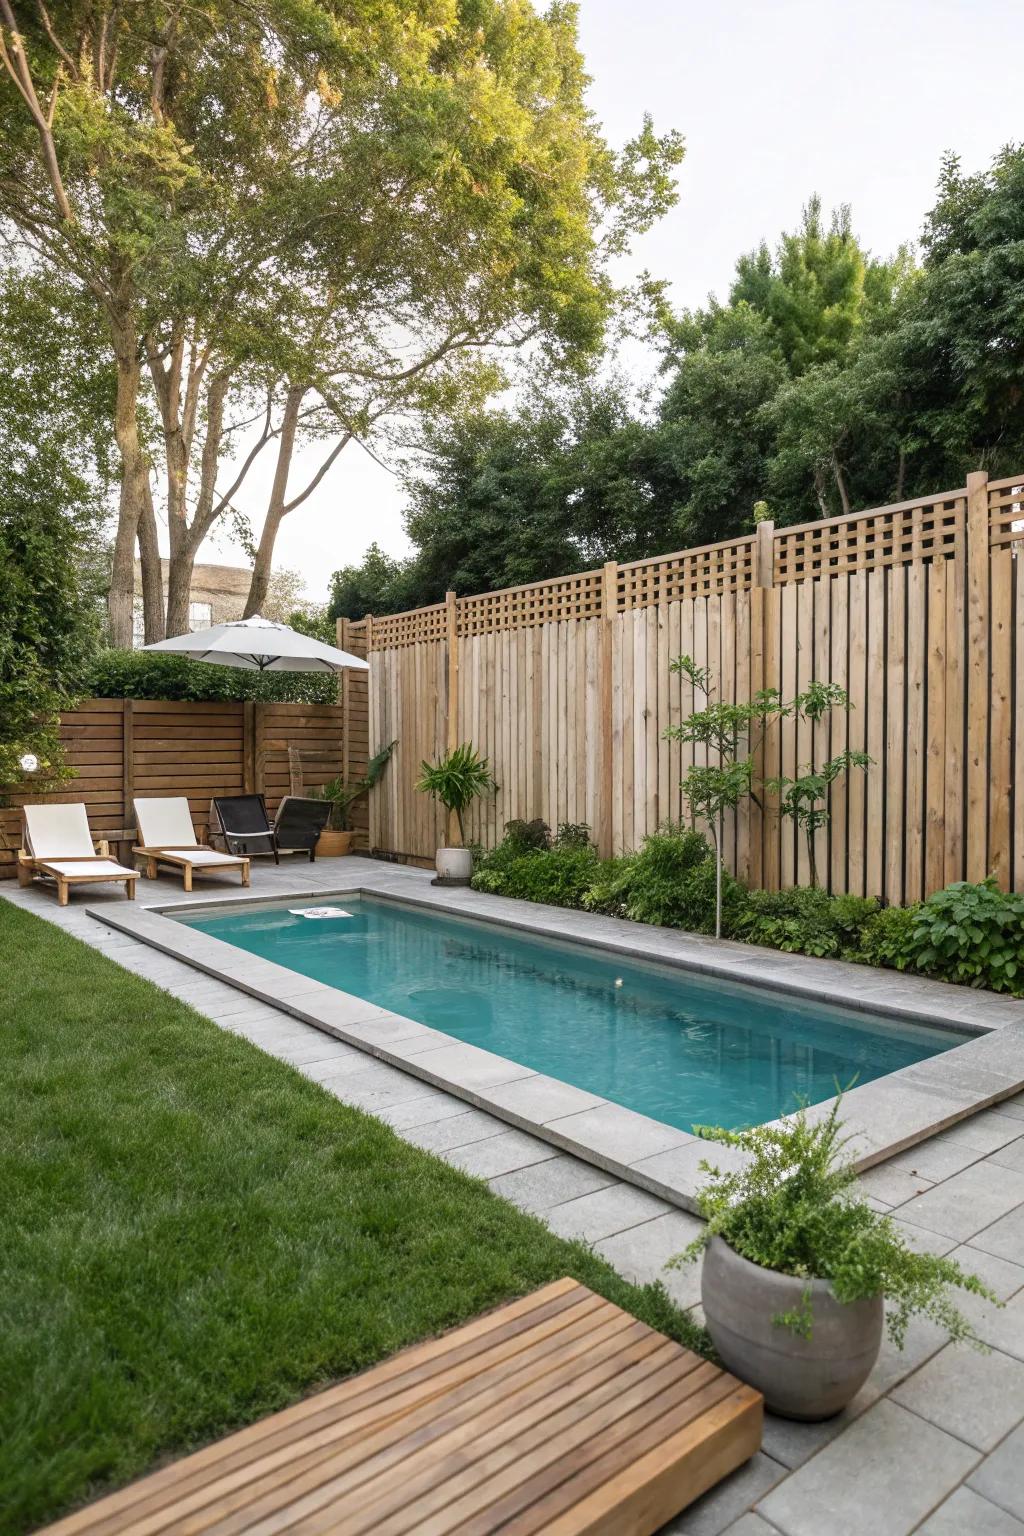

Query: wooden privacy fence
362,470,1024,904
0,657,370,878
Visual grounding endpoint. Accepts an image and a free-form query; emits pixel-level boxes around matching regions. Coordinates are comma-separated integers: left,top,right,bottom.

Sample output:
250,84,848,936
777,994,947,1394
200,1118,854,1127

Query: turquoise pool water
178,897,968,1132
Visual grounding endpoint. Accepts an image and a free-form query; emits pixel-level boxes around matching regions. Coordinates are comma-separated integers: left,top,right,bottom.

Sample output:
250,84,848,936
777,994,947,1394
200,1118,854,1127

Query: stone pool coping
88,880,1024,1213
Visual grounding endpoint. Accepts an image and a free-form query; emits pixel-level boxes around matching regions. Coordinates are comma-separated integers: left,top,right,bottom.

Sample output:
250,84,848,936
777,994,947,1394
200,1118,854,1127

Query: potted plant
309,740,395,856
670,1100,996,1421
415,742,496,884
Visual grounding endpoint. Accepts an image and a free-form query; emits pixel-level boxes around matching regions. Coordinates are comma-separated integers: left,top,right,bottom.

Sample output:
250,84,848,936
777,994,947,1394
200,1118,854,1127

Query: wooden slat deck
41,1279,762,1536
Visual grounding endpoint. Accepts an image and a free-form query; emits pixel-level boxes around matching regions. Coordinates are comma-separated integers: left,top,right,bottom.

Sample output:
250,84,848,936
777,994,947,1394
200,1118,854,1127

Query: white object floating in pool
289,907,353,919
614,978,624,987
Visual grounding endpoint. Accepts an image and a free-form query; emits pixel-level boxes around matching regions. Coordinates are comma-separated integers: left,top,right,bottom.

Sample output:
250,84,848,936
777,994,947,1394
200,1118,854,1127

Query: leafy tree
0,0,683,641
330,379,673,614
0,268,108,797
665,657,782,938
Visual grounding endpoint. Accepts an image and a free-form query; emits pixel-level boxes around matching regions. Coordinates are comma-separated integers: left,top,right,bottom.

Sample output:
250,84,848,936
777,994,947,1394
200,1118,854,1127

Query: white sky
198,0,1024,601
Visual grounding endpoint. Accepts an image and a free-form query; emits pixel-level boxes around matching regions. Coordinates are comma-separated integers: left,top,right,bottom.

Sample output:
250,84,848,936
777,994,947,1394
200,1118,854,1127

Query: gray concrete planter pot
701,1236,884,1421
434,847,473,886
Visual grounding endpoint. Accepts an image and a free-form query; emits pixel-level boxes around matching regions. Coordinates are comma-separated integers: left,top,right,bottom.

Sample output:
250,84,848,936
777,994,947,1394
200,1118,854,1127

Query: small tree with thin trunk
665,658,782,938
767,682,870,888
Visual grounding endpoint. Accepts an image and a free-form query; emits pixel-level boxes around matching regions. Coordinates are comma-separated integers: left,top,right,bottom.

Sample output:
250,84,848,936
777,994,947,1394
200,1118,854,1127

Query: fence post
121,698,134,854
598,561,618,859
445,591,460,846
242,700,256,794
338,617,353,788
965,470,990,882
755,519,775,589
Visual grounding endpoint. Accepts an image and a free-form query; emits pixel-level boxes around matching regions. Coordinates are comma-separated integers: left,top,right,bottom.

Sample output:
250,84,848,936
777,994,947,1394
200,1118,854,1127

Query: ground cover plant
0,902,705,1536
471,823,1024,995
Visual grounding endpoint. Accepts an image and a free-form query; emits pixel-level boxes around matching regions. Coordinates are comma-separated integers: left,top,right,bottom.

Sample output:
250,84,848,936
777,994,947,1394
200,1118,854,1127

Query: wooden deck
42,1279,762,1536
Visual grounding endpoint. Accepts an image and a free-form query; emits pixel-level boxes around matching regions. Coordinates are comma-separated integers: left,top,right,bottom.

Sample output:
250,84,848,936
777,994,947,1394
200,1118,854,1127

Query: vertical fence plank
865,567,886,898
966,470,990,880
990,550,1014,887
904,564,926,904
885,567,906,906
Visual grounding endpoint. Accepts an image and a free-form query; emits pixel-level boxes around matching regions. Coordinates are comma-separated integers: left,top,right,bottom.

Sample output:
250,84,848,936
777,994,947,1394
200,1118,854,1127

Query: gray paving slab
970,1204,1024,1265
441,1128,559,1180
388,1039,537,1092
891,1341,1024,1450
897,1162,1024,1242
658,1452,786,1535
968,1422,1024,1522
483,1072,606,1126
543,1182,674,1243
593,1210,705,1308
947,1244,1024,1301
918,1486,1024,1535
889,1217,959,1256
488,1155,617,1216
629,1138,749,1204
375,1092,476,1130
934,1110,1024,1154
885,1137,986,1183
756,1398,980,1536
401,1109,509,1153
955,1288,1024,1362
716,1519,780,1536
991,1138,1024,1174
543,1101,693,1172
856,1162,935,1207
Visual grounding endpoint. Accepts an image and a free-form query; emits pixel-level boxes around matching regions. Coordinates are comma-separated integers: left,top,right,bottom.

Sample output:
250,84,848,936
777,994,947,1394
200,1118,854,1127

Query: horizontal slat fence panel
365,471,1024,899
1,688,361,875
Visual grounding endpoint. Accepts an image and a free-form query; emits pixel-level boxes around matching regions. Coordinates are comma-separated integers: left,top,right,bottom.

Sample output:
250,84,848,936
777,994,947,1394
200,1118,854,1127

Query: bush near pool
471,821,1024,998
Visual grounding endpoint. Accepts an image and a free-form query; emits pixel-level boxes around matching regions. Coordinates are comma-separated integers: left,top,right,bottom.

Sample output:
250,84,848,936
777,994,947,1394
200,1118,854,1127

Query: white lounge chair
133,797,250,891
18,804,138,906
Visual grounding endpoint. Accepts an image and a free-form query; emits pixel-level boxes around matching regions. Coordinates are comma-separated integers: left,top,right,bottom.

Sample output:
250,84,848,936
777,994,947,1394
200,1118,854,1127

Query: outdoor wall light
19,753,39,773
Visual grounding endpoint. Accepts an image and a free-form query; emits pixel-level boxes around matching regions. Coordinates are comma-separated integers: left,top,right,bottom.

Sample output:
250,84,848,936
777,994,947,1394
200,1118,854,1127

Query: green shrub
858,904,920,970
737,888,879,959
472,844,600,908
501,818,552,854
87,648,338,704
583,826,745,936
904,879,1024,995
671,1099,996,1348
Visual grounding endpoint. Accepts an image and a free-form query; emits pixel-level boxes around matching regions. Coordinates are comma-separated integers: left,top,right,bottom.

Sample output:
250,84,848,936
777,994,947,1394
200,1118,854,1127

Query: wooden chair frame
132,844,250,892
17,836,138,907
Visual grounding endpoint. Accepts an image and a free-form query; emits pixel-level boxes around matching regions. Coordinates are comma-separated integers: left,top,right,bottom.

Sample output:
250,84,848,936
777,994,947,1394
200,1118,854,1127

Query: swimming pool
178,896,969,1133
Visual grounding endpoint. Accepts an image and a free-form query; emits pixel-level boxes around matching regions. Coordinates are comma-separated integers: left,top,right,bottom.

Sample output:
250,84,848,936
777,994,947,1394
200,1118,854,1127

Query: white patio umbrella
141,614,369,673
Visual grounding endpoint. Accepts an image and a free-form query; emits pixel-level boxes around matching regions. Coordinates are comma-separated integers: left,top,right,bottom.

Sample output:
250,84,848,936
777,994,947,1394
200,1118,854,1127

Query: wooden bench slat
40,1282,762,1536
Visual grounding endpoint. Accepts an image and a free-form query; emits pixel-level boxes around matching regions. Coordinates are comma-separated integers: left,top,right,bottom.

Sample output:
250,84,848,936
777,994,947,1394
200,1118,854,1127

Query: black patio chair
273,796,332,861
211,794,332,863
211,794,278,862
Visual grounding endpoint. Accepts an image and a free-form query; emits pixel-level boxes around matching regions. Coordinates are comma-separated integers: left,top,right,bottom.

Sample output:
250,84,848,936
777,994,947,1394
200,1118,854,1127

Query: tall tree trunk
831,453,852,517
137,500,165,642
243,385,304,618
108,342,165,644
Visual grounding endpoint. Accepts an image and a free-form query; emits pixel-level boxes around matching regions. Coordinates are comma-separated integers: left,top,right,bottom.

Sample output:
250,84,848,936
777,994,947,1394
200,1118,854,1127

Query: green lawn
0,900,704,1535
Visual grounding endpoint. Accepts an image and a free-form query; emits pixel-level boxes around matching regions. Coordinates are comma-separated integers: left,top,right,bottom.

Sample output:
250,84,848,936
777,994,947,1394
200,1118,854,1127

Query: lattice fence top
773,492,965,585
370,602,447,651
616,535,755,610
364,473,1020,649
989,476,1024,550
459,569,604,637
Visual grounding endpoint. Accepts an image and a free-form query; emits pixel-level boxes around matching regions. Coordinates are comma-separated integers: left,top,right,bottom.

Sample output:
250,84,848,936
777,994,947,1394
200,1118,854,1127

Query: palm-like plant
416,743,496,845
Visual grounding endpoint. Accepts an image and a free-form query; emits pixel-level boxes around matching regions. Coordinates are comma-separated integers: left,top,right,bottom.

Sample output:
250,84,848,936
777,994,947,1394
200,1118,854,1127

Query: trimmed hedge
87,648,339,704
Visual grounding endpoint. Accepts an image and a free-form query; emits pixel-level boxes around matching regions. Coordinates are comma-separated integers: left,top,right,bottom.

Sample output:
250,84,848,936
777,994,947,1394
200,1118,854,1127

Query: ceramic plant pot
316,829,355,857
701,1236,884,1421
434,847,473,885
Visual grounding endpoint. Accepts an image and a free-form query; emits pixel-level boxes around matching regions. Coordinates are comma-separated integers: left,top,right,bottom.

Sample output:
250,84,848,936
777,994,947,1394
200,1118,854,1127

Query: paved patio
3,855,1024,1535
